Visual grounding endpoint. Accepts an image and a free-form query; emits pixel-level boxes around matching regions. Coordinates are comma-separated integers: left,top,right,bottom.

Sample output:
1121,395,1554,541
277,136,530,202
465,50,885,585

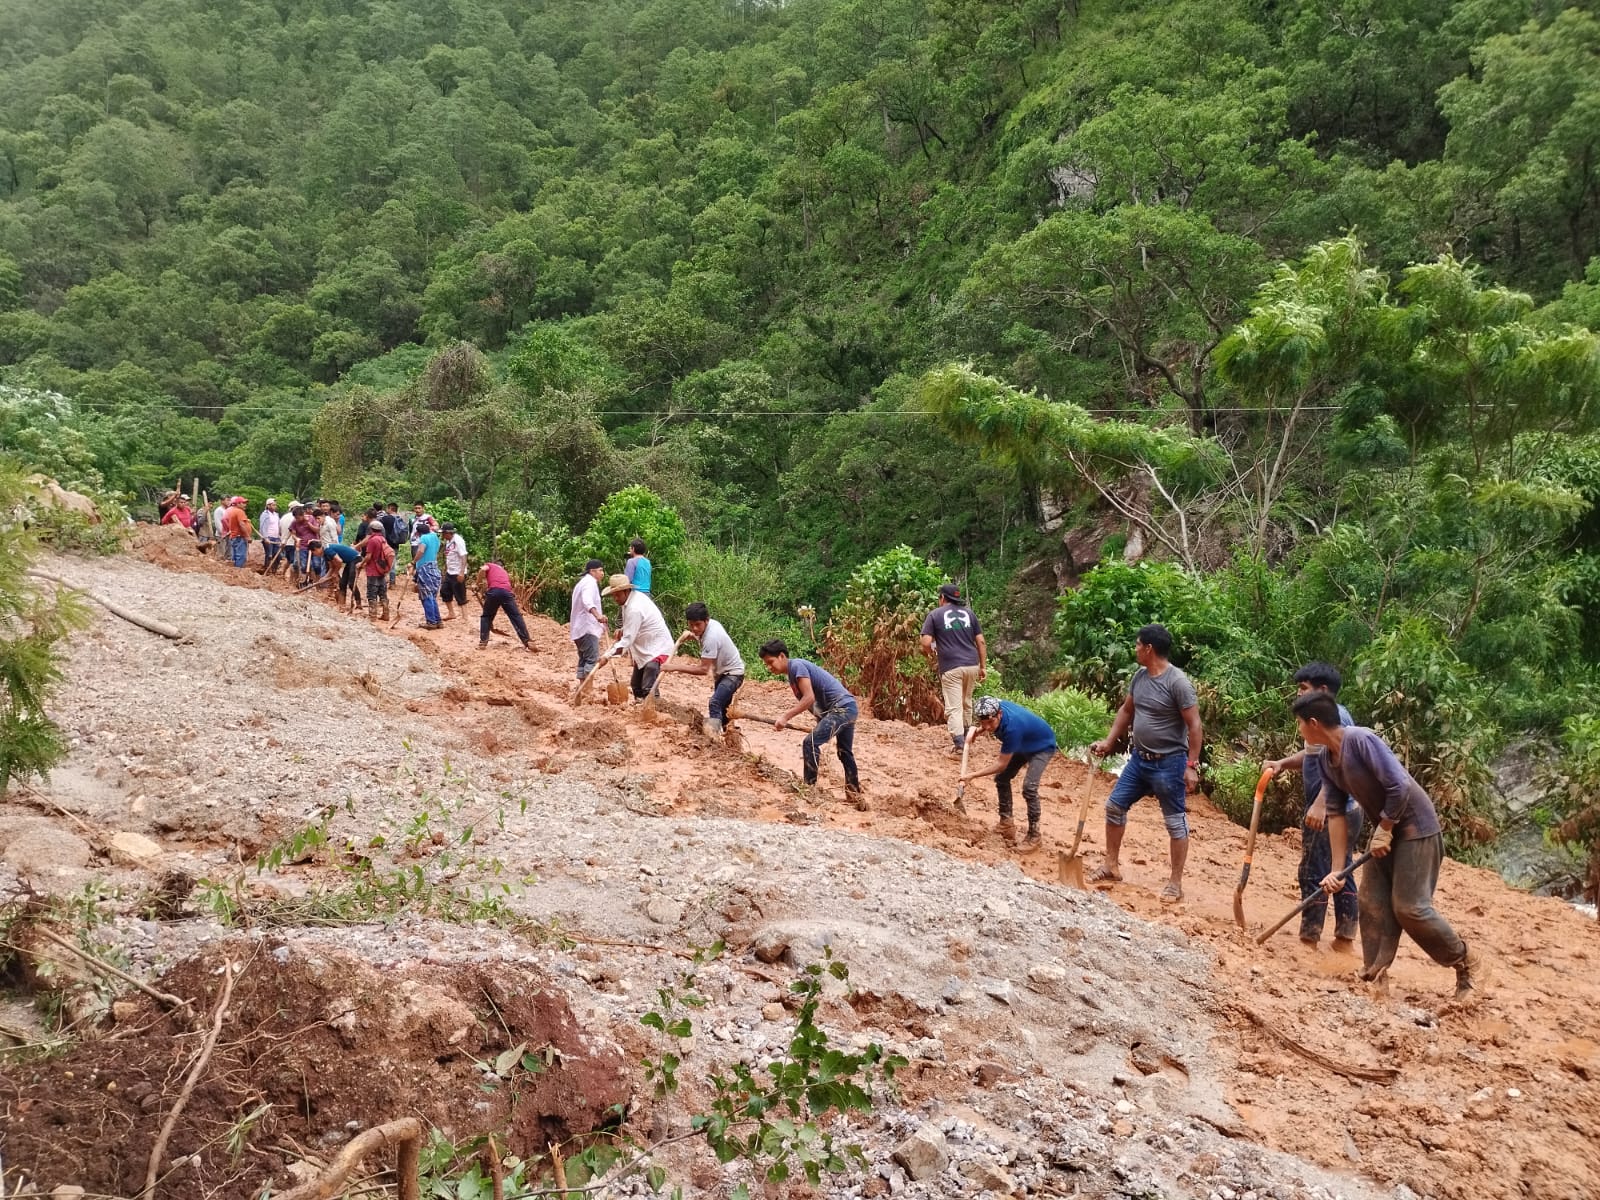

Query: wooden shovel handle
956,737,972,800
1237,768,1273,884
1063,752,1100,859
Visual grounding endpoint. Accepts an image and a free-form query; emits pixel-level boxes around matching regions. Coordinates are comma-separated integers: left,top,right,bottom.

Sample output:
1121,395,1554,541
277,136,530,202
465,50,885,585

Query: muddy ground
1,530,1597,1198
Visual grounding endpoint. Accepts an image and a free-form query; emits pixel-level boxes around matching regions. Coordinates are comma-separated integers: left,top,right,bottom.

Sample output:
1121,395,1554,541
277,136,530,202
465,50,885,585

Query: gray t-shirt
1128,664,1198,757
697,619,744,677
920,604,982,672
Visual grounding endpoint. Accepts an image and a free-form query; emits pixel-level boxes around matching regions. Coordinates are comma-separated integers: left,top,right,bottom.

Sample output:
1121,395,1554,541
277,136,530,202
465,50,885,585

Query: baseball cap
584,558,605,571
938,583,961,601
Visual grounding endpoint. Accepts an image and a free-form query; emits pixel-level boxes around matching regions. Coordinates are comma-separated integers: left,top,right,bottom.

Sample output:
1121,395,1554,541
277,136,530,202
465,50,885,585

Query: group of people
153,490,1487,1001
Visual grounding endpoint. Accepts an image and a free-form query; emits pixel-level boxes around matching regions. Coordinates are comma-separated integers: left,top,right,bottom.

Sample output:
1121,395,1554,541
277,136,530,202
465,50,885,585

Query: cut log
27,571,187,641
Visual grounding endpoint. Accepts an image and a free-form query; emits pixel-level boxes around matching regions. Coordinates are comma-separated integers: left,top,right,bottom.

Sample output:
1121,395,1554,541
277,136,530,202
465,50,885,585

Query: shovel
954,734,973,813
1255,852,1373,945
1232,768,1276,928
1057,750,1109,890
389,571,412,628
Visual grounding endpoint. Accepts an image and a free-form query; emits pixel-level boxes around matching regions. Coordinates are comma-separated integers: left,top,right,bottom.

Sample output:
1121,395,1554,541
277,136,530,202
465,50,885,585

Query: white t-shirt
697,619,745,677
259,509,282,540
616,591,675,666
445,534,467,574
320,515,340,546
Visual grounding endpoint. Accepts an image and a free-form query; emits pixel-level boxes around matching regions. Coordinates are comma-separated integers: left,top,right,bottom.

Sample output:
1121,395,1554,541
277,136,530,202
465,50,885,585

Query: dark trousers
480,587,530,645
1299,801,1361,941
996,747,1054,827
444,573,467,605
710,673,744,721
339,559,361,602
803,702,860,790
1359,833,1467,979
630,659,664,700
574,634,600,680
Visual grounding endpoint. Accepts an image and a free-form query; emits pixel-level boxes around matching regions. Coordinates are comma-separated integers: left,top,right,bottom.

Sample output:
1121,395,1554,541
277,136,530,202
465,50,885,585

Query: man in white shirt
569,559,608,684
603,573,674,701
318,502,341,548
259,498,284,573
440,522,469,621
664,602,745,738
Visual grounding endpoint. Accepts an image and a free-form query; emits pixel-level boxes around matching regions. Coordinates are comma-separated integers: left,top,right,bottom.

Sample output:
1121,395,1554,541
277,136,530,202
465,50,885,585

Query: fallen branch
26,570,187,640
1234,1005,1399,1084
30,925,192,1014
272,1117,423,1200
142,959,240,1198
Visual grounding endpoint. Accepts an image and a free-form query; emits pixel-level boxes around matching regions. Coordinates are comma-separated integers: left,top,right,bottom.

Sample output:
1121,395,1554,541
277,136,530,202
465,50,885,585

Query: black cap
584,558,604,571
441,522,455,532
939,584,961,601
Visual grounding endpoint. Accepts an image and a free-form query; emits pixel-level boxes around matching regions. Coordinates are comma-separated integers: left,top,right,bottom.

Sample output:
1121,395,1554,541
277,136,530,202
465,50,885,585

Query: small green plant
495,509,585,616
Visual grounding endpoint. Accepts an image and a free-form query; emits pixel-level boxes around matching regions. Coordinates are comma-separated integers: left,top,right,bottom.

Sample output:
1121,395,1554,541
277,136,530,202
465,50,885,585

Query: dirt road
8,533,1599,1198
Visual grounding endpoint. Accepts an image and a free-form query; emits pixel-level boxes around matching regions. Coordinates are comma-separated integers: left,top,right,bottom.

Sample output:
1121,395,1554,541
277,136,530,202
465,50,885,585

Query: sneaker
423,621,443,630
1453,945,1491,1002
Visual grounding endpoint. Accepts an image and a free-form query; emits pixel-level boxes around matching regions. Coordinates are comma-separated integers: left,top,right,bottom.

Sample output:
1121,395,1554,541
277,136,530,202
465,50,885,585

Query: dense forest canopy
3,0,1600,852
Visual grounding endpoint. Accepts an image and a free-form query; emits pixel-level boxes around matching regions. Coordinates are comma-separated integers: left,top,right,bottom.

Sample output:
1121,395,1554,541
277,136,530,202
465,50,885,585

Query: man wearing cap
921,583,987,757
259,498,283,572
602,573,674,701
961,696,1056,851
212,497,229,550
288,502,319,581
360,520,395,620
221,497,254,568
410,517,443,629
161,495,196,533
441,522,469,621
569,560,608,684
758,639,864,806
480,560,534,652
663,602,744,740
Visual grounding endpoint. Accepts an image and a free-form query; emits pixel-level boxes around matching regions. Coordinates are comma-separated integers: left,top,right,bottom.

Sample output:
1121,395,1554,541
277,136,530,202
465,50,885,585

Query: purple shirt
1318,727,1442,841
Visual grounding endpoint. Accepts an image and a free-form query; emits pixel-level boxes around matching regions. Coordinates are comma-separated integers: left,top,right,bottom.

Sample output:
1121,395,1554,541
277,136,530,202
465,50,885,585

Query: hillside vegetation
2,0,1600,861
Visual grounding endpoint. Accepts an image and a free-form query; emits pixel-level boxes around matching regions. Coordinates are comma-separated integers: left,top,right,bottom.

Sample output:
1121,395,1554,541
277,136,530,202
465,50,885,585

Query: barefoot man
1291,691,1490,1000
1089,623,1202,903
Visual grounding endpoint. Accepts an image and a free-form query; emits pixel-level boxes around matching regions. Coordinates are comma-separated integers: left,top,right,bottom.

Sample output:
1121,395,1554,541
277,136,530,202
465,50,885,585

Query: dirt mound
0,938,631,1197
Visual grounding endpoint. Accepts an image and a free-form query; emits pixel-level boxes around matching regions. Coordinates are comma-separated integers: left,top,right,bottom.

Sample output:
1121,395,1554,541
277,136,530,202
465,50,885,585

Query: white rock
644,895,683,925
1027,961,1067,985
107,830,163,867
982,979,1015,1006
891,1123,949,1181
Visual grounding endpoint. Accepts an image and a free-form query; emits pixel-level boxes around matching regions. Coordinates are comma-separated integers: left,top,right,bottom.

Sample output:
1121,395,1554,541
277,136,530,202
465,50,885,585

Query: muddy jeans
996,747,1054,828
574,634,600,680
940,665,981,745
1358,833,1467,978
1299,801,1361,942
804,702,860,791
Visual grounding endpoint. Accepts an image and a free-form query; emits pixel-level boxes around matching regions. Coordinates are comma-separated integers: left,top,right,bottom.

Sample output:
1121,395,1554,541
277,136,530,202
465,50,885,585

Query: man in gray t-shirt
1089,624,1203,903
920,584,987,756
664,602,746,739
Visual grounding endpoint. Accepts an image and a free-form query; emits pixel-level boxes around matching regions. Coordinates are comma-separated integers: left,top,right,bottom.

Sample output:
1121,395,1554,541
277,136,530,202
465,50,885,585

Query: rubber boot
997,817,1018,845
846,784,867,812
704,716,724,746
379,602,389,622
1454,944,1491,1002
1020,825,1042,853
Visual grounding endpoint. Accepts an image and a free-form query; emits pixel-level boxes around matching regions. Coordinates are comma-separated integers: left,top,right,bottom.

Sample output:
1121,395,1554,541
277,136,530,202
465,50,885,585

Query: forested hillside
3,0,1600,862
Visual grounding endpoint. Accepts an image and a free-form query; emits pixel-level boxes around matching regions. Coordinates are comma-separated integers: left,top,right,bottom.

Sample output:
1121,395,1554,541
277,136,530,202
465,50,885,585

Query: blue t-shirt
787,659,853,713
626,555,653,593
996,701,1057,756
414,531,440,568
322,543,360,564
1303,702,1354,804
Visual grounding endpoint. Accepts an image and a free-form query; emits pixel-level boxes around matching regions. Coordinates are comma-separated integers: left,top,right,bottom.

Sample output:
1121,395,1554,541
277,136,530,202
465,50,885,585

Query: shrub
583,485,688,605
820,546,945,722
1022,687,1113,752
680,539,783,657
496,510,585,616
1552,713,1600,914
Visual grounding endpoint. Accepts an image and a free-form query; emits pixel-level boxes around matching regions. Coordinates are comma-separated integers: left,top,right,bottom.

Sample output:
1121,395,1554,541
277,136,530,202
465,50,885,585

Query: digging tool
954,734,973,812
389,570,412,628
571,637,617,707
1232,768,1276,928
1056,751,1109,890
1255,852,1373,945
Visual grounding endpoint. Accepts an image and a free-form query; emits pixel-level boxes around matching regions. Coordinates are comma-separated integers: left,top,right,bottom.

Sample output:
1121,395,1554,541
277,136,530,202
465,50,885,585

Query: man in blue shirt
1264,662,1360,951
961,696,1056,851
760,639,863,808
410,521,443,630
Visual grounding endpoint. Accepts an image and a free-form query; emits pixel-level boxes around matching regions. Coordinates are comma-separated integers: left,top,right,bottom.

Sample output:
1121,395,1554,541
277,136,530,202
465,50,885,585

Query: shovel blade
1232,889,1247,929
1058,851,1087,890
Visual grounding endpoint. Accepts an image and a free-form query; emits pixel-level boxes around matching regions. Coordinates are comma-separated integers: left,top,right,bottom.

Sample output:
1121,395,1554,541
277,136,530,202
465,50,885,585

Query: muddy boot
378,602,389,622
1454,944,1491,1002
846,784,867,811
704,716,724,746
997,817,1018,845
1020,826,1042,853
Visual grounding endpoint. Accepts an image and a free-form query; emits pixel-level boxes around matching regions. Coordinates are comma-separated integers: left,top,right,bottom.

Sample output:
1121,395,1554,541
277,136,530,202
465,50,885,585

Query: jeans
366,575,389,606
1106,749,1190,840
997,747,1054,827
940,665,981,745
481,587,530,645
1299,801,1362,941
339,559,360,601
574,634,600,680
414,562,442,625
262,539,283,571
227,536,247,567
295,547,318,577
630,658,664,700
1358,832,1467,979
710,673,744,722
804,702,860,790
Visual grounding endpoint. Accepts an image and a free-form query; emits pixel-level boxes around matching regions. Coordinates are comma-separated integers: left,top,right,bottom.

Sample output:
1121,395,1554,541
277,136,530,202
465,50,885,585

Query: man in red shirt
478,561,533,652
359,520,395,620
161,496,196,532
221,497,254,568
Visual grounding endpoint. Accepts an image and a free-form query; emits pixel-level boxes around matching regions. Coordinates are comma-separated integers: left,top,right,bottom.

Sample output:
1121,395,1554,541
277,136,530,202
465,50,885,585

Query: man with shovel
602,573,675,701
960,696,1055,851
1292,691,1490,1001
663,602,744,741
759,639,864,808
1089,624,1202,904
1264,662,1360,951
